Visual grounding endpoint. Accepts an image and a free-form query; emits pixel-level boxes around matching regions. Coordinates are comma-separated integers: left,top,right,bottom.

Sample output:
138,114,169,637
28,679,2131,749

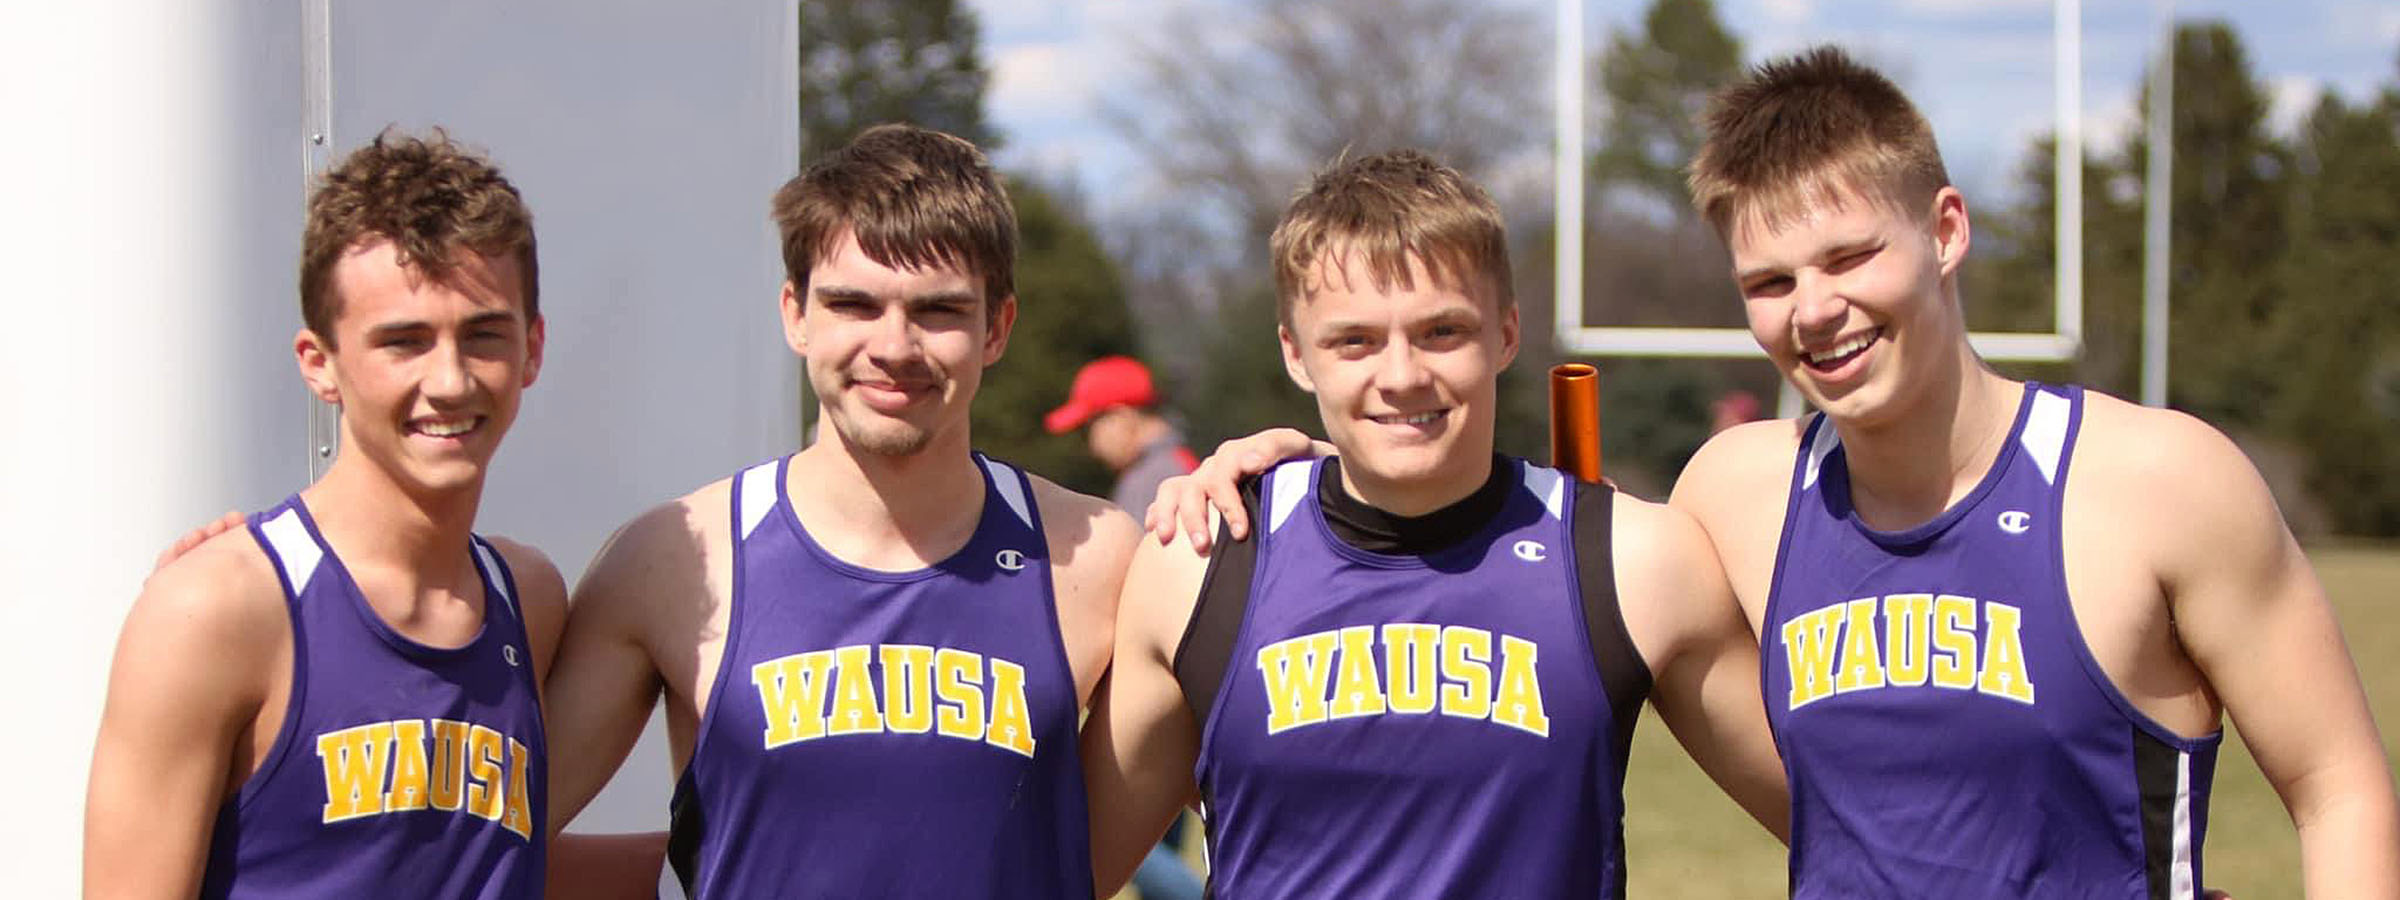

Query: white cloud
2266,74,2325,137
1761,0,1815,25
987,39,1111,131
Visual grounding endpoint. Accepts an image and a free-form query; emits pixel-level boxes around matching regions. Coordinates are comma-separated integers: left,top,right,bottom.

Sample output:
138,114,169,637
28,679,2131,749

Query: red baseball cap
1045,355,1157,433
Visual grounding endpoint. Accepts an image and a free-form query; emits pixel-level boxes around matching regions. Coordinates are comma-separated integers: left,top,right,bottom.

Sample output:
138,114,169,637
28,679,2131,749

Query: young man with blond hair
86,132,563,898
1663,47,2393,896
1083,149,1786,897
537,123,1135,897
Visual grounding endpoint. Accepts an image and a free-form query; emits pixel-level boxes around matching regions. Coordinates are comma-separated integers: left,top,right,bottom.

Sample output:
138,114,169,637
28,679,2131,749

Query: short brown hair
299,129,538,343
772,123,1016,316
1270,150,1513,325
1688,45,1951,236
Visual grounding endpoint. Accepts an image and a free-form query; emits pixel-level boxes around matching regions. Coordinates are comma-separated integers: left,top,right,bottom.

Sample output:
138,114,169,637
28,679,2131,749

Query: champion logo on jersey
1997,510,2032,535
502,644,520,667
1512,540,1547,562
994,548,1027,571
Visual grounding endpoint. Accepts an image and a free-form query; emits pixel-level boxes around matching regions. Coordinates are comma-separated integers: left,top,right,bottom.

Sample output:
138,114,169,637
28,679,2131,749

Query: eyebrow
812,285,980,308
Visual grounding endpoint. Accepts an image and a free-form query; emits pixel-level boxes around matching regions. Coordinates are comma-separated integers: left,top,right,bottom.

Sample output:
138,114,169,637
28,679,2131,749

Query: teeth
1807,331,1877,365
416,418,477,437
1376,412,1442,425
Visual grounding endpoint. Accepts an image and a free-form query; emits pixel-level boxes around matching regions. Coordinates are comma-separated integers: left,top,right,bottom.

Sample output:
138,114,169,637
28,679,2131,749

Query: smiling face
299,239,543,498
1728,184,1970,430
785,228,1014,459
1280,249,1519,515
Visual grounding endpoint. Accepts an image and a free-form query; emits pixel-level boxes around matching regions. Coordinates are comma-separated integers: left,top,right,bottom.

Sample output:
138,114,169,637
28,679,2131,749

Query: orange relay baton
1549,363,1603,484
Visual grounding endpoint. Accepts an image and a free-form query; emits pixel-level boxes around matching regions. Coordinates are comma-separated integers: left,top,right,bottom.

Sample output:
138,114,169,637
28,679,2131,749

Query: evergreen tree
797,0,997,163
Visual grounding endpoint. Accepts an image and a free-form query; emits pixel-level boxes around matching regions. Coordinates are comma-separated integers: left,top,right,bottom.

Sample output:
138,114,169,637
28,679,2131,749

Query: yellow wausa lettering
1257,632,1339,734
1781,593,2037,708
317,722,393,823
752,650,837,749
1256,624,1549,738
1782,604,1845,709
317,718,532,842
742,644,1048,757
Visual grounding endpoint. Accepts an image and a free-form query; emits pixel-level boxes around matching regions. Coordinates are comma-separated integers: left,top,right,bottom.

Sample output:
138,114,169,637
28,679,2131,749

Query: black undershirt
1314,454,1514,555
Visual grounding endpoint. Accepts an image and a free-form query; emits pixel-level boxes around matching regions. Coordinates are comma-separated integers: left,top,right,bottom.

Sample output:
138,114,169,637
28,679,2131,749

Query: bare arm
487,538,568,700
85,539,281,899
2135,413,2399,895
542,503,702,831
1613,495,1789,842
1081,528,1214,895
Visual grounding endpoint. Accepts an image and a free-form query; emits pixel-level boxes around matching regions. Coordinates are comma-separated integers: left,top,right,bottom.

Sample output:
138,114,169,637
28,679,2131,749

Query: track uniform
1765,382,2221,898
1184,456,1647,898
668,454,1090,898
201,496,546,899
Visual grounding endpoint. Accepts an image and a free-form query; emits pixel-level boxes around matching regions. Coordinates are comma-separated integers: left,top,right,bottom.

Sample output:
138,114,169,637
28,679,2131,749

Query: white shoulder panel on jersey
983,456,1034,528
470,538,518,619
738,459,780,539
259,508,324,596
1266,459,1317,535
1801,413,1843,491
2020,389,2072,486
1520,462,1566,521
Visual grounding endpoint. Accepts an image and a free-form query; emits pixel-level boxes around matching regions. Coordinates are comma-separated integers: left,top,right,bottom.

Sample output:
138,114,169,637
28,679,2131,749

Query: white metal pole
2140,3,2175,408
303,0,339,479
1553,0,1585,350
2054,0,2084,353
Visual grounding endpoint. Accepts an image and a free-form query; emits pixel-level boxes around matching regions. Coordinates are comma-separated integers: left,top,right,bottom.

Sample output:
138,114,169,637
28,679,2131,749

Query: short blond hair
1270,150,1512,325
1688,46,1951,236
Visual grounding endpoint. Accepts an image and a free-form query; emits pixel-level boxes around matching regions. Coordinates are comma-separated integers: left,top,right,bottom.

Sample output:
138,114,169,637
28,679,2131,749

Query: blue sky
968,0,2400,218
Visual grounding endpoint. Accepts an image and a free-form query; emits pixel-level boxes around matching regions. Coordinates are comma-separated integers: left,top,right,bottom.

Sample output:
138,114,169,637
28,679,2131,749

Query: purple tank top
1764,383,2220,898
201,495,546,899
669,454,1090,898
1196,458,1629,897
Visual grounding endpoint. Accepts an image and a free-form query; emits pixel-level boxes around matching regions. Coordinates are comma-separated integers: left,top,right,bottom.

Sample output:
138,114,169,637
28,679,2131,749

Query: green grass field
1119,544,2400,898
1621,542,2400,898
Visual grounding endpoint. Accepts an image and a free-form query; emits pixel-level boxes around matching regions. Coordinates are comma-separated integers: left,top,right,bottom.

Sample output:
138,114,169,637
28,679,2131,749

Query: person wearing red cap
1048,355,1201,515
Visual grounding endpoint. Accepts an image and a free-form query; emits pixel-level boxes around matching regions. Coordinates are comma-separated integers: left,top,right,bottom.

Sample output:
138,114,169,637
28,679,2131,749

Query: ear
1496,300,1521,371
1279,324,1315,394
521,315,547,388
1930,186,1970,279
780,280,808,357
981,294,1018,366
295,328,341,405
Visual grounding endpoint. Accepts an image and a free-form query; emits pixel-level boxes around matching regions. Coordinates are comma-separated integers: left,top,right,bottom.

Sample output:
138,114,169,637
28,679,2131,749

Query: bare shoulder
113,527,287,706
137,526,286,648
1608,491,1740,643
574,477,733,624
1026,473,1141,580
1670,417,1808,523
2069,391,2287,565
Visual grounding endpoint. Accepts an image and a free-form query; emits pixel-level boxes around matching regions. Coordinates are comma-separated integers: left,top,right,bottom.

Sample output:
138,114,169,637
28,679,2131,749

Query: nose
1791,270,1850,339
1375,337,1433,393
864,305,922,366
422,337,473,403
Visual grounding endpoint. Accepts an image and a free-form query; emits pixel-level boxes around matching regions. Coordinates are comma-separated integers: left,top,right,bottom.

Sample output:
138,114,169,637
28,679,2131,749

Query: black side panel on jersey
666,782,702,895
1574,480,1651,771
1171,475,1267,740
2133,726,2180,900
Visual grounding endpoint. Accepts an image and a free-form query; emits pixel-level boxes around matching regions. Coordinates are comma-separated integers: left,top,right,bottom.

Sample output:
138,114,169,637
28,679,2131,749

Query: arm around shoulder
2099,402,2399,894
1610,495,1789,842
86,534,285,898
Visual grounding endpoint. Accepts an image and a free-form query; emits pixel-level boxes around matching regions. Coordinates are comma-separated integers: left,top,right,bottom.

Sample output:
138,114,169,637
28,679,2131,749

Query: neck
1829,346,2022,529
788,428,989,568
300,452,483,581
1335,447,1493,518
